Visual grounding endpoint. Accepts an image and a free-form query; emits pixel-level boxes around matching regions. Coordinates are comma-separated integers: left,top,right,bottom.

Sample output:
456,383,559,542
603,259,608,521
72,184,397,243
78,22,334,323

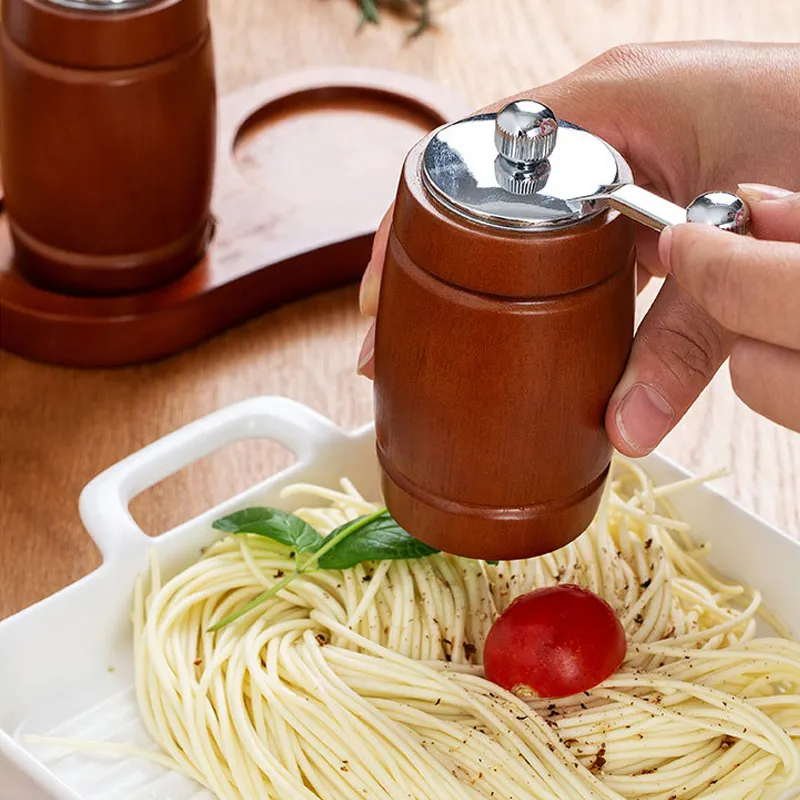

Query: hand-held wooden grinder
374,100,749,561
0,0,216,296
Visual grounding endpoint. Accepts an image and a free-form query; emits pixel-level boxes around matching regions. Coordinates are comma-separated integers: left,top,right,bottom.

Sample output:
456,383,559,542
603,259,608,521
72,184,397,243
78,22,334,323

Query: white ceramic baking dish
1,396,798,800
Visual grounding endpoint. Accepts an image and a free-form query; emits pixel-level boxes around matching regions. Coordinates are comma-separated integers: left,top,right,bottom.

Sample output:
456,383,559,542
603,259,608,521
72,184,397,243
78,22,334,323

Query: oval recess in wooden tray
0,67,467,367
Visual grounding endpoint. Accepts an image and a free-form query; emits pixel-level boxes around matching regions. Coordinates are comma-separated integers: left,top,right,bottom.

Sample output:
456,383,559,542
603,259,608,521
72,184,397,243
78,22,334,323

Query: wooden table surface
2,0,799,620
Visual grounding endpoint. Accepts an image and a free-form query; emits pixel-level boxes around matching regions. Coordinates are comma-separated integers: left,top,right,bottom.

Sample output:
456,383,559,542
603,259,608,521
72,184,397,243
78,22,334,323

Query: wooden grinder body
0,0,216,295
374,137,636,561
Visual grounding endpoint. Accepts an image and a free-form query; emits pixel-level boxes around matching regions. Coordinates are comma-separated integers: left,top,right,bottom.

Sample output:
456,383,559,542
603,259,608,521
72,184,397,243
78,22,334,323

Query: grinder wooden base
0,67,466,367
379,448,609,562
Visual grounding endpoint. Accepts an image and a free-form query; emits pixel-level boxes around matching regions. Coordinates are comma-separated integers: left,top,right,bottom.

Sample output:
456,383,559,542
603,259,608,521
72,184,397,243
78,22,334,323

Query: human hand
357,42,800,451
658,186,800,432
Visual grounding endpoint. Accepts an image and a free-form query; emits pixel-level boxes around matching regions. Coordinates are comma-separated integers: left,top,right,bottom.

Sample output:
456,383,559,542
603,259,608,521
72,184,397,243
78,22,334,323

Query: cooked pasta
31,457,800,799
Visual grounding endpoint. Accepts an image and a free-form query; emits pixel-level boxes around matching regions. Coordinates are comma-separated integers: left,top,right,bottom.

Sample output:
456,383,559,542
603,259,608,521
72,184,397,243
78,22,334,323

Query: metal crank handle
580,184,750,235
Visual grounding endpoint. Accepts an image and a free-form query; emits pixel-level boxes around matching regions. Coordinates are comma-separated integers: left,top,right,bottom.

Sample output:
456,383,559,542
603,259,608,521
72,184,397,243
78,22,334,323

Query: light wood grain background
1,0,799,619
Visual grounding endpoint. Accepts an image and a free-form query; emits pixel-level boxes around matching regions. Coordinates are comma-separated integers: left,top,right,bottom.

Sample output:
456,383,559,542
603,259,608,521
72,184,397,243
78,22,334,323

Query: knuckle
729,339,758,406
642,310,727,388
728,348,746,402
674,230,747,333
702,244,747,333
729,340,800,430
592,44,657,78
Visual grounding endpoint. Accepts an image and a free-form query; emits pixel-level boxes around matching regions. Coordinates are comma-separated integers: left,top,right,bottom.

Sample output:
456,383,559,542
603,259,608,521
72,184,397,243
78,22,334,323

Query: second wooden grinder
0,0,216,296
373,100,749,561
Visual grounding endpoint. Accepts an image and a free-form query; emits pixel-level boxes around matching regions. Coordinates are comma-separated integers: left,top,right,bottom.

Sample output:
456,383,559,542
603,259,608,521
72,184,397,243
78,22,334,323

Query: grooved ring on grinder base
378,447,609,561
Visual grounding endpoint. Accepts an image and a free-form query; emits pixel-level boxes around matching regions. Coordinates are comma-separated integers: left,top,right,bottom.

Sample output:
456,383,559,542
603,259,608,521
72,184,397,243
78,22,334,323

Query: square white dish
1,395,798,800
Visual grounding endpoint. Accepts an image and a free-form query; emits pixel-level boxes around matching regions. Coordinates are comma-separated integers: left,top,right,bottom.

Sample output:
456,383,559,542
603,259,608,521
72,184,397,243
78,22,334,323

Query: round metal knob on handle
586,185,751,235
686,191,750,235
494,101,559,166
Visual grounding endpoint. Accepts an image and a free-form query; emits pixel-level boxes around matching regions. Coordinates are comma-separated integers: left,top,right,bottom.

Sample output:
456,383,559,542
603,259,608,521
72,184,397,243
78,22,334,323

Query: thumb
738,183,800,242
605,278,734,456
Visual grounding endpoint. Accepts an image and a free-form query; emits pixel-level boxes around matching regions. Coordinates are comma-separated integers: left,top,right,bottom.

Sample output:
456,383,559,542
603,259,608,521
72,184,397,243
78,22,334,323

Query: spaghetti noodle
42,458,800,799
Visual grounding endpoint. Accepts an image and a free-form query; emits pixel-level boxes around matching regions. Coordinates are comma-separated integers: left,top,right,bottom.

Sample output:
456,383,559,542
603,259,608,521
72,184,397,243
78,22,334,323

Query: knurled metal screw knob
494,159,551,195
494,101,558,166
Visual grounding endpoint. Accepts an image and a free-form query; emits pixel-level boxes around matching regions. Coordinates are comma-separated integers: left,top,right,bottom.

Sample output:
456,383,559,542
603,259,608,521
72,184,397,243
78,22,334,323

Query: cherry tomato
483,584,626,699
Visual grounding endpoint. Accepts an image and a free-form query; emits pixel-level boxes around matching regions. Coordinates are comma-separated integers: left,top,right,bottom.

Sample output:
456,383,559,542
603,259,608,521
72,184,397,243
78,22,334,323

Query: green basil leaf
358,0,380,24
485,560,499,566
318,512,439,570
212,507,323,553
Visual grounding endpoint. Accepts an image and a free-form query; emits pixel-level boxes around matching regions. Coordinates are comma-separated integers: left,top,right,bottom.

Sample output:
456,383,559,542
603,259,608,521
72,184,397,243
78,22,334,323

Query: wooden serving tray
0,67,466,367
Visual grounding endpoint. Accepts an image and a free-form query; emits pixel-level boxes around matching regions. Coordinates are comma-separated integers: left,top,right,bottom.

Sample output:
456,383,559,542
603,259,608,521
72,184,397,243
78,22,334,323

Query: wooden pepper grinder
0,0,216,296
374,100,749,561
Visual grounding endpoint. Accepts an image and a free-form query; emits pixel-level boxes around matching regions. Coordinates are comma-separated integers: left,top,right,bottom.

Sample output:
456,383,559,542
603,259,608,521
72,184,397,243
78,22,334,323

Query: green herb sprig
207,507,439,631
357,0,432,37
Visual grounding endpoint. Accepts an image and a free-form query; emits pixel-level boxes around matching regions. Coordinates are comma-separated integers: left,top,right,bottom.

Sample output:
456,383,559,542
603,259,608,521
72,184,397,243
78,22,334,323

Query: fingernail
359,261,380,316
357,323,375,376
658,226,674,273
738,183,793,202
616,384,675,454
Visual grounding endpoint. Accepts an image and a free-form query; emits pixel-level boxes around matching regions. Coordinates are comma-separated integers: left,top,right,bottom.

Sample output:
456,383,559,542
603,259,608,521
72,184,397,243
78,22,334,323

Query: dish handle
78,396,343,562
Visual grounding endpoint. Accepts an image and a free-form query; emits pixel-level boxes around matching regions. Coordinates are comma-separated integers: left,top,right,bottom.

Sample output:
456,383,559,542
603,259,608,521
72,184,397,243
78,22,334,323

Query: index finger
661,224,800,350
